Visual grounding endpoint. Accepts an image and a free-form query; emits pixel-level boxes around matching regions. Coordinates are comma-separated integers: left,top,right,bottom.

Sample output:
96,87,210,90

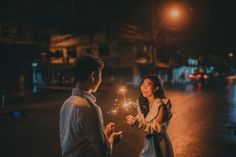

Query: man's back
60,95,110,157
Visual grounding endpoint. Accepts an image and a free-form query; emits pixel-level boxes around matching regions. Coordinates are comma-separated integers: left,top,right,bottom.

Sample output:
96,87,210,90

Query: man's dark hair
73,55,104,83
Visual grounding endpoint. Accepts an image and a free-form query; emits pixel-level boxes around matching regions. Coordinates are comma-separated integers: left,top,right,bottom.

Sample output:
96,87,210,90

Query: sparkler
107,86,138,115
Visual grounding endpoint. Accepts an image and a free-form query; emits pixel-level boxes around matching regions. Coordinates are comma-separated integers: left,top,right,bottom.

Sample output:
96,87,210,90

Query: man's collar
72,88,96,103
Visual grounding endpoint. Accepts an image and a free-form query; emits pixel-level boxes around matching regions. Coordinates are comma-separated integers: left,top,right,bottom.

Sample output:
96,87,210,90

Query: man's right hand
108,131,123,144
105,122,115,137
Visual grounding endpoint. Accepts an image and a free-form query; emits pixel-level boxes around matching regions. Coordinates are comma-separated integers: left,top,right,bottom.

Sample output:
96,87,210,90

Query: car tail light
197,74,202,79
189,74,194,79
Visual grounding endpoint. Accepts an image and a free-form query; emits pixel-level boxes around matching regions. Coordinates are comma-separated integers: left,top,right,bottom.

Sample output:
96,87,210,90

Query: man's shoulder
64,96,91,109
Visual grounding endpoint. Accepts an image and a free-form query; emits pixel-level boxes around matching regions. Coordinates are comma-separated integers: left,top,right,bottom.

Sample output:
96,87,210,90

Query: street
1,83,236,157
1,0,236,157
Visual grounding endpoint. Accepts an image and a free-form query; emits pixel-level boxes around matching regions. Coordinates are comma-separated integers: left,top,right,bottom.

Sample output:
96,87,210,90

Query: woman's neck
147,96,155,108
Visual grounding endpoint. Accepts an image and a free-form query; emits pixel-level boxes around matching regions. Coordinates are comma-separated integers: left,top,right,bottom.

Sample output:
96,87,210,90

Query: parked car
189,72,210,84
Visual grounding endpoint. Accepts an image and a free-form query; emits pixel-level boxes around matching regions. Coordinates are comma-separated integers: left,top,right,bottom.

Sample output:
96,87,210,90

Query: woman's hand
105,122,115,137
126,115,136,126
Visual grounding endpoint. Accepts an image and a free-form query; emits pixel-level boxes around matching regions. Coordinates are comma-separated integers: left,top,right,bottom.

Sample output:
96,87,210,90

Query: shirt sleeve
80,107,112,157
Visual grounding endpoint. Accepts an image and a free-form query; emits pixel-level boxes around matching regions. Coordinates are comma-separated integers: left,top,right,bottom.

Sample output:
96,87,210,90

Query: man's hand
108,131,123,144
105,122,115,137
126,115,136,126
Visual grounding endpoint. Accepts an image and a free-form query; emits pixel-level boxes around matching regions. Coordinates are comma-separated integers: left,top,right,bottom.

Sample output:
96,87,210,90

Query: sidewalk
0,82,120,115
0,89,69,115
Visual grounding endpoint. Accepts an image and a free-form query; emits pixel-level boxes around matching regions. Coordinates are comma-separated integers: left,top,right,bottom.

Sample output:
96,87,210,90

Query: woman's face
140,78,155,98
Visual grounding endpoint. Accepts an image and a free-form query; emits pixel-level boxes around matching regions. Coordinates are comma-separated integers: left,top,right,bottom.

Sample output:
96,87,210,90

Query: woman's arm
155,105,165,124
133,105,167,134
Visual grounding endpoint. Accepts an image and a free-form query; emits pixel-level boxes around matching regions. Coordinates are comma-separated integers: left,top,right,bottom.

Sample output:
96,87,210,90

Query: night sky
0,0,235,43
0,0,235,61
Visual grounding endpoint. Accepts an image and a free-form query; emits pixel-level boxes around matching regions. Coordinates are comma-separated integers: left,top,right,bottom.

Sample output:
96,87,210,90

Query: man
60,55,122,157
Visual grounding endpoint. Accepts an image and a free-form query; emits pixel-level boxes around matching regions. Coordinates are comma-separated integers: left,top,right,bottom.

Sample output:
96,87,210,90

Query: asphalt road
0,83,236,157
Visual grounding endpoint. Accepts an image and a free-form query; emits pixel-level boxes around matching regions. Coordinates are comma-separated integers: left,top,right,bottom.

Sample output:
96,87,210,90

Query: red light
189,74,194,79
197,74,202,79
203,74,208,79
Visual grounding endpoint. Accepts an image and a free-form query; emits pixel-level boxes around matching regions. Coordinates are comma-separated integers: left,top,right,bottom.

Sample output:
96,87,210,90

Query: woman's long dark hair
138,75,165,117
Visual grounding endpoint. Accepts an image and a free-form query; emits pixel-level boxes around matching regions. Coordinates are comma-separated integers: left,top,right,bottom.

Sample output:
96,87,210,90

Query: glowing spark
118,86,127,94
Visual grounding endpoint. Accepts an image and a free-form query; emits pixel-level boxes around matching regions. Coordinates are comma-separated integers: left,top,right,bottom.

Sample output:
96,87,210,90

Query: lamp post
151,8,180,72
152,8,180,46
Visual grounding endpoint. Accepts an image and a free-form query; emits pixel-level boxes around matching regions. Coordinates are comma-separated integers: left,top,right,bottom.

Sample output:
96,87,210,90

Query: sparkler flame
107,85,138,115
118,86,127,94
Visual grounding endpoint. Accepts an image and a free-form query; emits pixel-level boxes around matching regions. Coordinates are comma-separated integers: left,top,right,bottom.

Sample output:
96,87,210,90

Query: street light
159,8,181,26
150,5,185,73
229,52,234,58
152,7,181,46
170,10,179,17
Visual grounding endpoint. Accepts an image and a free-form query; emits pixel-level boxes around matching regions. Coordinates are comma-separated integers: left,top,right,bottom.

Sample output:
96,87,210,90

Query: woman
126,75,174,157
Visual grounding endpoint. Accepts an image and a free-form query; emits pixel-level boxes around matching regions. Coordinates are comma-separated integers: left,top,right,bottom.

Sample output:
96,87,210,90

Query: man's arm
82,107,112,157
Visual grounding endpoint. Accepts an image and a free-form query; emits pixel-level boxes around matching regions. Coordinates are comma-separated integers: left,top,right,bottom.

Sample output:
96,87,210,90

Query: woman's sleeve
133,105,168,134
